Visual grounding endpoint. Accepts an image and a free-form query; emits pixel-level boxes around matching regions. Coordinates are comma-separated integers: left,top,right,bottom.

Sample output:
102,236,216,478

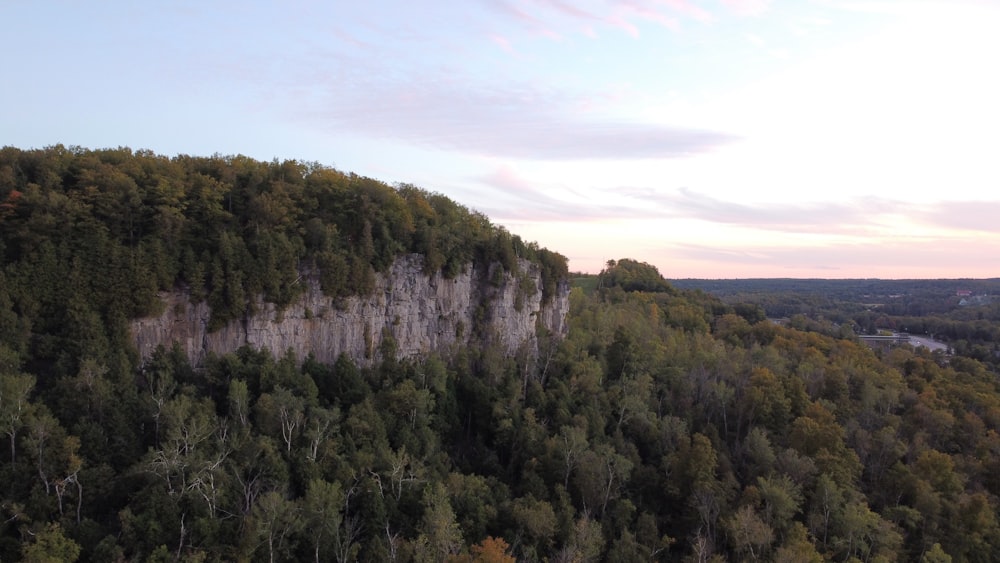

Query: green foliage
598,258,674,293
0,280,997,560
0,145,567,342
21,522,81,563
673,277,1000,370
5,143,1000,561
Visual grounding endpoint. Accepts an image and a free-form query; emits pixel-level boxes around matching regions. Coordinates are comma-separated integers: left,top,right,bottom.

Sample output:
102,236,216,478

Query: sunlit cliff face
131,256,569,368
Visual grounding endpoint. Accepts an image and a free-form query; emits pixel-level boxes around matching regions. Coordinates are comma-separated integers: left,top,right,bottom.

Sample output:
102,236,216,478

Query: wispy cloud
615,187,887,233
489,0,709,37
489,34,516,53
306,75,734,160
620,188,1000,237
455,169,1000,238
667,237,998,277
491,0,779,36
721,0,774,16
474,165,661,221
917,200,1000,233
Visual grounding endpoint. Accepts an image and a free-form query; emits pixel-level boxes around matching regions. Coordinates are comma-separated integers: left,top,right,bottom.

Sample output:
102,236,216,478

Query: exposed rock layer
130,254,569,367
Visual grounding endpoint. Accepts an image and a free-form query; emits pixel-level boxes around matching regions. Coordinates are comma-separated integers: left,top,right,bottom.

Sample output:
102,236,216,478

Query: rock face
130,254,570,367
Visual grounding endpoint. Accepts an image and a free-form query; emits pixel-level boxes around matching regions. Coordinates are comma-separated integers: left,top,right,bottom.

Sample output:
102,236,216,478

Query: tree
302,479,344,563
23,408,83,518
510,495,557,558
304,405,338,463
21,522,81,563
0,372,34,462
228,378,251,428
467,536,515,563
772,522,822,563
572,444,633,516
553,514,604,563
755,474,803,538
256,387,306,453
788,402,861,486
554,425,588,488
247,491,301,563
726,505,773,561
921,542,953,563
451,536,517,563
598,259,673,293
669,432,731,548
414,483,463,563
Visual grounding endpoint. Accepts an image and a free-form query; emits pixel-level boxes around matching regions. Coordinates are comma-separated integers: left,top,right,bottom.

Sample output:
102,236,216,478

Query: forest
2,146,1000,561
671,278,1000,370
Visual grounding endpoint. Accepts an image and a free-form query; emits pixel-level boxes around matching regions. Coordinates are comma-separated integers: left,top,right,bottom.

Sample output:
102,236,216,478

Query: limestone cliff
130,254,569,367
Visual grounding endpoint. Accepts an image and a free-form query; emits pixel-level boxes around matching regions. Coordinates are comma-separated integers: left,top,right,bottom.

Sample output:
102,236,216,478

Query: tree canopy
1,145,999,561
0,145,567,374
598,258,674,293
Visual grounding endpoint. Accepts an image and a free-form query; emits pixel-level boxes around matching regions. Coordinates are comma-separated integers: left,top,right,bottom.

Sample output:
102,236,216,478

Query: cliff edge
130,254,570,367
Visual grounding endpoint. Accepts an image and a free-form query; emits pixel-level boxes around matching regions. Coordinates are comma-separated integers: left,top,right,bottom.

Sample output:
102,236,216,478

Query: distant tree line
674,278,1000,370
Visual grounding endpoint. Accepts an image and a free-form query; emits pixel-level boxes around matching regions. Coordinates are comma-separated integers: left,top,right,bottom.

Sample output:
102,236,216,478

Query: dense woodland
671,278,1000,370
2,147,1000,561
0,145,566,374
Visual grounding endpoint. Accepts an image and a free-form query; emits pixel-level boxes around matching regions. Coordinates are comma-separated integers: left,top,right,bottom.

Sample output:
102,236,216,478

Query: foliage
0,275,998,560
2,145,1000,560
0,145,567,346
598,258,674,293
672,277,1000,368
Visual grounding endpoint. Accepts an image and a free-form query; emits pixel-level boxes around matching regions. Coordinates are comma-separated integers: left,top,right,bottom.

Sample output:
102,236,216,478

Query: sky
3,0,1000,279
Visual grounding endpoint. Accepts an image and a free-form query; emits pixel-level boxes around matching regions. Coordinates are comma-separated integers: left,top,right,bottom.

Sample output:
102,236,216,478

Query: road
905,335,949,352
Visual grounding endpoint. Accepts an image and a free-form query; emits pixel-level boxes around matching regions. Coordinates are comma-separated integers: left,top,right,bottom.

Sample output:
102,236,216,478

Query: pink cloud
543,0,603,22
657,0,714,22
916,201,1000,233
489,33,516,53
307,69,735,160
617,1,681,30
664,237,1000,279
474,165,665,222
608,15,642,37
495,0,711,38
480,164,538,195
721,0,773,16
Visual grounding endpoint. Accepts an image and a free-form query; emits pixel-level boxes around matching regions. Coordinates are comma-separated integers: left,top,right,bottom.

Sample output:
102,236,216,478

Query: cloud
916,200,1000,233
469,178,1000,235
614,187,887,234
474,164,662,221
625,189,1000,237
492,0,773,31
489,34,516,53
489,0,707,37
307,76,734,160
666,237,999,277
721,0,773,16
180,2,735,163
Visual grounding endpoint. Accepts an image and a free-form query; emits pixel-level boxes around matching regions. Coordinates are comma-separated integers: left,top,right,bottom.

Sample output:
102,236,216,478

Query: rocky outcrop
130,254,570,367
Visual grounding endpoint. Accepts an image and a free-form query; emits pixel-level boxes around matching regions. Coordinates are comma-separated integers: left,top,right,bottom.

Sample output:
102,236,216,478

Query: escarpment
130,254,570,368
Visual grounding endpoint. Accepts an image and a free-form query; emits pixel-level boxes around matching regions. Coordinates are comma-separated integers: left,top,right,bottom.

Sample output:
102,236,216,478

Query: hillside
0,145,568,372
2,148,1000,561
